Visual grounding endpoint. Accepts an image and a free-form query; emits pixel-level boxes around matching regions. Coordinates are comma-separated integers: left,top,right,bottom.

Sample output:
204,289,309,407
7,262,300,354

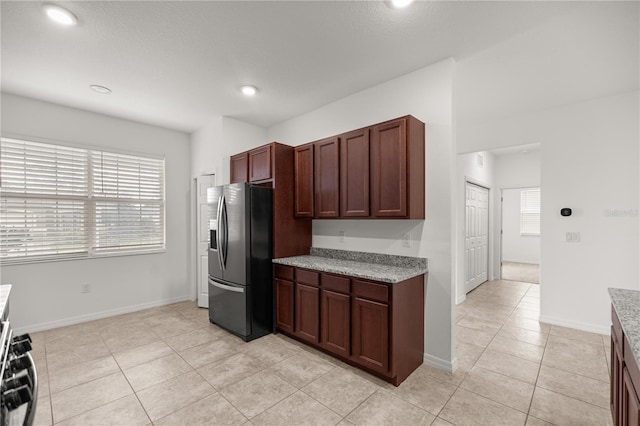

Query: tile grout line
435,282,532,422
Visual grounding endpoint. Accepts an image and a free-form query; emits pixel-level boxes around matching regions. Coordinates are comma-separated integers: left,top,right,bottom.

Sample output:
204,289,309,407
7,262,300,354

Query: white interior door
465,182,489,293
197,174,217,307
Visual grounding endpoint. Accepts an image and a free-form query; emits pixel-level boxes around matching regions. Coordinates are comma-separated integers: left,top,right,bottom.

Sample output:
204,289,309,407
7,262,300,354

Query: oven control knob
11,334,32,344
2,385,32,410
6,354,31,375
9,339,32,356
2,374,32,392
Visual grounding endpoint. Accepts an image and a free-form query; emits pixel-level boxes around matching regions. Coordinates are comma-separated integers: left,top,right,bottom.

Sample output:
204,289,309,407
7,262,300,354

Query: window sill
1,247,166,266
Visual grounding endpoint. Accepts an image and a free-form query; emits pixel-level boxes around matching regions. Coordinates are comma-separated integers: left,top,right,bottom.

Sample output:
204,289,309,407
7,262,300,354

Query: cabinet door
314,137,340,218
321,290,350,358
352,297,389,374
275,278,294,334
230,152,248,183
340,129,370,217
623,367,640,426
371,118,407,217
612,330,623,426
294,144,314,217
249,145,272,182
295,283,320,343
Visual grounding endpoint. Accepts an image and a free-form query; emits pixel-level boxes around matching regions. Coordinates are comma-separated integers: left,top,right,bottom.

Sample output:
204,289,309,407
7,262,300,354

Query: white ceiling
0,1,589,133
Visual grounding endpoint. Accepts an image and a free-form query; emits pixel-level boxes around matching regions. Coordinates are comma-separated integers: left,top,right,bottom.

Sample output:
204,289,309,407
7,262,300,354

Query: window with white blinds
520,188,541,236
0,137,165,264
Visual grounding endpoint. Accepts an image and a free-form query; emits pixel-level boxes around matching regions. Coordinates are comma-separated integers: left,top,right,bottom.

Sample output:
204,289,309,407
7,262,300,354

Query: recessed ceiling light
387,0,414,9
90,85,112,94
42,4,78,26
241,86,257,96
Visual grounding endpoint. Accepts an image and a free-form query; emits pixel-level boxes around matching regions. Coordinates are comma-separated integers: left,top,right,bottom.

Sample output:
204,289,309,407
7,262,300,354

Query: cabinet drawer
613,306,624,347
296,269,319,286
322,274,350,294
353,279,389,303
274,265,294,281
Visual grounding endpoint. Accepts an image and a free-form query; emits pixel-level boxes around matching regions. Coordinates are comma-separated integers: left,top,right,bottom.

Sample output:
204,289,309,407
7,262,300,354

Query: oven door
1,328,38,426
208,277,250,338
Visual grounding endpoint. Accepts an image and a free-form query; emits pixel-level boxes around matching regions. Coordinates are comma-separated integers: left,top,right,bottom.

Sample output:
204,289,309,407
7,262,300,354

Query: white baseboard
14,295,194,335
456,293,466,305
423,353,457,372
539,314,610,336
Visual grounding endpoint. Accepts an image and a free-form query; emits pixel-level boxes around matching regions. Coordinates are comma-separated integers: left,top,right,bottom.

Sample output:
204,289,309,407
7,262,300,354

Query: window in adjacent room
0,137,165,264
520,187,541,236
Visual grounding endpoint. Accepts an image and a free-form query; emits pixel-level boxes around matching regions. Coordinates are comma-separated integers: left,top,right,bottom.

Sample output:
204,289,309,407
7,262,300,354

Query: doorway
464,182,490,293
196,174,216,307
500,187,540,284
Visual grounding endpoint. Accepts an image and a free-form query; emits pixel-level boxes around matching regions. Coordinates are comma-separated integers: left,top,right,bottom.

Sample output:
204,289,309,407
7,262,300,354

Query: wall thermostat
561,208,572,217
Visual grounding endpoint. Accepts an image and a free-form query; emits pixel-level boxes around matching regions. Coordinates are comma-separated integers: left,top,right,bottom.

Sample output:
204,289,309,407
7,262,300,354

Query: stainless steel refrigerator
207,183,273,341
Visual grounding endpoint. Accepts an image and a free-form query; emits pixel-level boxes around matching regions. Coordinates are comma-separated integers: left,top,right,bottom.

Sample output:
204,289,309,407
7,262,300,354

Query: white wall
1,93,192,334
456,151,495,303
458,91,639,334
189,116,267,297
494,150,541,272
494,150,541,189
267,59,456,370
501,188,540,264
456,0,639,334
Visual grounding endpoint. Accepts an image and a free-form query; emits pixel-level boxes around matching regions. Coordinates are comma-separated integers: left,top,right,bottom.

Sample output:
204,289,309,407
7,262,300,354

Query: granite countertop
273,248,427,284
609,287,640,366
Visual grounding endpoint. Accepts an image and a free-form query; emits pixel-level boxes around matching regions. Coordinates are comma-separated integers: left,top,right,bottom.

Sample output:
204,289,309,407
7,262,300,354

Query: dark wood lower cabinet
623,367,640,426
611,306,640,426
321,290,350,358
352,297,389,374
274,265,424,386
275,278,294,334
295,283,320,343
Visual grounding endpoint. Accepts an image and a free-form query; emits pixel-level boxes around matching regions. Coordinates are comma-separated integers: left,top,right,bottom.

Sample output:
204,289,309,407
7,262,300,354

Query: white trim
423,353,457,372
456,293,466,305
13,295,194,335
539,314,610,336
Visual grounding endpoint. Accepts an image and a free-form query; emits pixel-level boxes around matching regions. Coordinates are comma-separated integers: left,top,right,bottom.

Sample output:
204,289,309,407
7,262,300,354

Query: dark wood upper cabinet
340,128,370,217
294,144,314,218
230,152,248,183
371,116,425,219
229,142,311,259
314,137,340,218
249,144,272,182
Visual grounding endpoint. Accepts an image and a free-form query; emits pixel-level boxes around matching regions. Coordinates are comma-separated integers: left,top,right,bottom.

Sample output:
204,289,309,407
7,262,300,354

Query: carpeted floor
501,261,540,284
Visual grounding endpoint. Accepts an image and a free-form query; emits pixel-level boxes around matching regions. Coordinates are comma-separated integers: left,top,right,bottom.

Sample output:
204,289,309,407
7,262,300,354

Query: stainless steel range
0,285,38,426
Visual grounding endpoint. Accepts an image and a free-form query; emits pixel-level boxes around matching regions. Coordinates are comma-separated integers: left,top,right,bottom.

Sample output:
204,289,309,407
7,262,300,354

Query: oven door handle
208,279,244,293
24,351,38,426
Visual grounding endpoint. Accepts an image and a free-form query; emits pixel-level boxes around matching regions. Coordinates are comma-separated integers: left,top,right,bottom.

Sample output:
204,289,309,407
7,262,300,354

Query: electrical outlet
402,232,411,248
566,232,581,242
81,283,91,293
338,230,345,243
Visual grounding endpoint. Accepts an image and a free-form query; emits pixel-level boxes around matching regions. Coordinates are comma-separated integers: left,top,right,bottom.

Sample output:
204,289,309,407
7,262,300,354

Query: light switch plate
566,232,581,242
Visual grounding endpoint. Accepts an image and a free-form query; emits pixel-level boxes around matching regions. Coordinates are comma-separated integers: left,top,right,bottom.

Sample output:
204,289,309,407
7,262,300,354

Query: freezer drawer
208,278,250,338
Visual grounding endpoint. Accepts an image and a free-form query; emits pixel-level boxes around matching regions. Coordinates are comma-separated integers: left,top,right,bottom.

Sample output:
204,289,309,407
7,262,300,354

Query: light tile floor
30,279,611,425
501,262,540,284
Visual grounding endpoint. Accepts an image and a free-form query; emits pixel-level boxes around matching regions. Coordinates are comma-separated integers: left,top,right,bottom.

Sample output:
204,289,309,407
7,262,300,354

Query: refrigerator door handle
216,195,224,271
221,194,228,270
208,278,244,293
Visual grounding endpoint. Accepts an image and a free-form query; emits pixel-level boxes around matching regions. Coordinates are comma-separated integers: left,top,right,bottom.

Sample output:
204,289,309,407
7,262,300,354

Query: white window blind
90,151,165,253
0,137,165,264
520,188,541,236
